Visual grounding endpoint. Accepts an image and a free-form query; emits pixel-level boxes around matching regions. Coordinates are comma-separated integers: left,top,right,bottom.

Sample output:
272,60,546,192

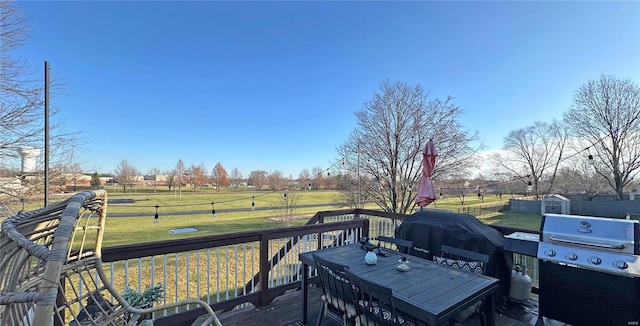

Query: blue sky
13,1,640,177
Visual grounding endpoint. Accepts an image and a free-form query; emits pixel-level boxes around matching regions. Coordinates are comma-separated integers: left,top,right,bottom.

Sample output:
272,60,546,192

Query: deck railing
101,209,381,325
100,208,540,325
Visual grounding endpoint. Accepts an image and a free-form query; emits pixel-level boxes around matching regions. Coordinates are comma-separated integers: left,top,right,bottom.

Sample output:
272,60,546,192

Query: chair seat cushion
433,256,485,323
355,300,427,326
321,294,357,317
432,256,485,275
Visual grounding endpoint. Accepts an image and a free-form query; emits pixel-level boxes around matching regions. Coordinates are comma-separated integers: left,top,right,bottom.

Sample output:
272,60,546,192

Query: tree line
111,159,339,193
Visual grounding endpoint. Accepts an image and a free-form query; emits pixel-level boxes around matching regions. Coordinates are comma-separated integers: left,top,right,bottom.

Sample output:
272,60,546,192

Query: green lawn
11,188,542,247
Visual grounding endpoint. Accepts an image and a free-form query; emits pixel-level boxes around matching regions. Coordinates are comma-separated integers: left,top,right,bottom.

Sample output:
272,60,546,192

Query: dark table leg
484,290,496,326
302,262,309,325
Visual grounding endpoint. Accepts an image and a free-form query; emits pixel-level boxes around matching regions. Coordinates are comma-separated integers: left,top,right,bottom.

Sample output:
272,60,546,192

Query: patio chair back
376,236,413,255
343,269,424,326
434,244,490,326
312,254,357,326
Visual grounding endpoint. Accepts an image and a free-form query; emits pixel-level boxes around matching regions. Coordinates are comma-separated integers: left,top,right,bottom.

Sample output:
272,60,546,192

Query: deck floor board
216,287,566,326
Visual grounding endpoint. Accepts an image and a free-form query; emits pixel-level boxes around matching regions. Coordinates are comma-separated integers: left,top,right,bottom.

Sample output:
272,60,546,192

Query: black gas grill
537,213,640,326
395,209,513,305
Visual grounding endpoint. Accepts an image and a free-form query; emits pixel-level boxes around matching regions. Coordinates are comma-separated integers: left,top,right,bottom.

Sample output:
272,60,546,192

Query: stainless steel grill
536,213,640,326
537,213,640,276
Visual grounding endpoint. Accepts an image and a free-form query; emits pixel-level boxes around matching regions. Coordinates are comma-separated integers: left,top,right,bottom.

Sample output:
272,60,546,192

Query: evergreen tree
90,171,101,189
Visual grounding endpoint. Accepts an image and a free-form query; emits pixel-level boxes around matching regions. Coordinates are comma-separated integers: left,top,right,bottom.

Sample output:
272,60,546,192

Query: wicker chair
0,190,222,326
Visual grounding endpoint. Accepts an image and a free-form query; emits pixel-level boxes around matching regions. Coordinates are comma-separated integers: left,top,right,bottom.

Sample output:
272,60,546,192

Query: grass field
10,188,542,247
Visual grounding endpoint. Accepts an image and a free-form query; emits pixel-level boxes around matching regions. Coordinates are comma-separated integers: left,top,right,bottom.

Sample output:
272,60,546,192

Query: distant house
62,174,91,187
100,176,113,185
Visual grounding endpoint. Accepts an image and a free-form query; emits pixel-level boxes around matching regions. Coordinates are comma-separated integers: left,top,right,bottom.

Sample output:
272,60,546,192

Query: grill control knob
565,253,578,261
588,256,602,265
544,249,556,257
613,260,629,270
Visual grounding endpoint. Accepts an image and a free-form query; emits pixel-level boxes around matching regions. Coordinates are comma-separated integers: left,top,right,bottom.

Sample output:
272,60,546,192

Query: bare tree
114,160,138,193
50,152,70,192
248,170,267,191
554,162,609,200
184,166,194,190
148,167,161,193
491,120,568,198
485,171,521,198
311,166,324,190
210,163,228,191
0,0,81,169
268,170,286,192
229,167,242,191
440,175,471,205
164,168,177,191
173,159,186,198
47,148,81,192
270,190,299,228
69,162,83,192
337,81,480,214
564,75,640,200
49,162,66,192
324,171,338,190
298,169,311,190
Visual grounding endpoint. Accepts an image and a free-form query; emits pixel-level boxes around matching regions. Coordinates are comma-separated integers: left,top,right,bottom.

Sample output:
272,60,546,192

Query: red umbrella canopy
416,140,438,207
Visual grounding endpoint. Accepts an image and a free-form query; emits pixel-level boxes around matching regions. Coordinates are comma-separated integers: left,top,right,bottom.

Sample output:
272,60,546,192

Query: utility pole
44,61,50,207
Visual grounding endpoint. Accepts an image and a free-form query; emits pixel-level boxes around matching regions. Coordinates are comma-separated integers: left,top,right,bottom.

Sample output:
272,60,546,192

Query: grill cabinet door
539,261,640,326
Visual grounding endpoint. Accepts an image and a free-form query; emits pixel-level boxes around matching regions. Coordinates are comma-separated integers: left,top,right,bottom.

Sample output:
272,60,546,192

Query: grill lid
538,214,640,276
541,214,639,255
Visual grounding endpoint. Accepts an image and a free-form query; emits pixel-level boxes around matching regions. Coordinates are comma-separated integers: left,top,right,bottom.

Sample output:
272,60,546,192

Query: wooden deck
215,286,566,326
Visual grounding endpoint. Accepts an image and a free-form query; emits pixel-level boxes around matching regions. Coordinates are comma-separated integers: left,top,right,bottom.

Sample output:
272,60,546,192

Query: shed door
545,201,562,213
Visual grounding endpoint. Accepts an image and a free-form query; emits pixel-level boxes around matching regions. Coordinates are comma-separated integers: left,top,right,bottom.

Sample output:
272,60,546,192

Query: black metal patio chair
312,254,358,326
375,236,413,255
433,245,490,326
343,269,426,326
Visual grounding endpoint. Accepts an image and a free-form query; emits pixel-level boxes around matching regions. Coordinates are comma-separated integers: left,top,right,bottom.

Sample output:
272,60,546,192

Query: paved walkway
106,203,341,217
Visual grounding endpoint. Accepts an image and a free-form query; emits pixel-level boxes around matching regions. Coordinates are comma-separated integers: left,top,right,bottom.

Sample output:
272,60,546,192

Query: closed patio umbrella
416,139,437,207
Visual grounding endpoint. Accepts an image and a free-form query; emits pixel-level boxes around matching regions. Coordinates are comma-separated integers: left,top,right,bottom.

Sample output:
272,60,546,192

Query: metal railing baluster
124,260,129,293
216,248,220,303
185,252,190,309
162,255,167,308
138,258,142,292
174,253,178,314
196,250,200,304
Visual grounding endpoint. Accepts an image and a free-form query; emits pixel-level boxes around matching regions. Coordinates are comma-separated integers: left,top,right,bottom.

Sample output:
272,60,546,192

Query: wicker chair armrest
0,290,41,305
126,300,222,326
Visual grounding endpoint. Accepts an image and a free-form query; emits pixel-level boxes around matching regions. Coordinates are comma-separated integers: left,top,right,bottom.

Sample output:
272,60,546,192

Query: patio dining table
299,244,499,326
